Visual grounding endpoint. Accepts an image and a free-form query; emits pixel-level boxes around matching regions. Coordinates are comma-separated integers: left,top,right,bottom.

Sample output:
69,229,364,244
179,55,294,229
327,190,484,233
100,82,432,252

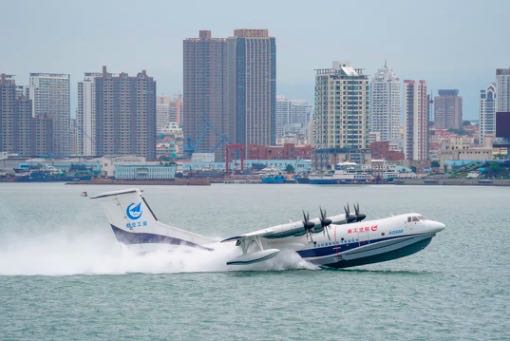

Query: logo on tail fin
126,202,143,220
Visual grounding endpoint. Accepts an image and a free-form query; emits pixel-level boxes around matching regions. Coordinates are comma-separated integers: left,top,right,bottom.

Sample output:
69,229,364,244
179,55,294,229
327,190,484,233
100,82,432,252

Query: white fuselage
235,213,445,268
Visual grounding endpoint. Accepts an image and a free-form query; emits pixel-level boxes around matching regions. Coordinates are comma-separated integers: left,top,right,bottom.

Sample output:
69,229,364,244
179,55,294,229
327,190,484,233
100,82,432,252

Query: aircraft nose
432,221,446,232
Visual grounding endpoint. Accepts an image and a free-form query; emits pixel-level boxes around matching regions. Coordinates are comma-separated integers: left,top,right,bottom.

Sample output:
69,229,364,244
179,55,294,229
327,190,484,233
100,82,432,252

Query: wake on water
0,225,318,276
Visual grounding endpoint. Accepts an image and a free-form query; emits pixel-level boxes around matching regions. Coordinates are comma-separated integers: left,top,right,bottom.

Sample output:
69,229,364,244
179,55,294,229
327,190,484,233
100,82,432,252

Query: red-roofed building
245,144,313,160
369,142,404,161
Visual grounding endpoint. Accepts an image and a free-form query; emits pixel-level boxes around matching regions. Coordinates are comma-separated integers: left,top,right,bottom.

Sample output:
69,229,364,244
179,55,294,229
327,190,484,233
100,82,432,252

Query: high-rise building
33,114,53,156
496,67,510,112
76,73,101,156
92,66,156,160
0,75,33,156
156,95,183,131
16,92,34,156
183,30,227,159
275,96,311,143
29,73,70,157
275,96,290,141
157,96,172,131
0,74,17,154
369,62,401,146
479,83,497,146
172,95,183,127
434,89,463,129
314,62,369,150
226,29,276,147
404,80,429,161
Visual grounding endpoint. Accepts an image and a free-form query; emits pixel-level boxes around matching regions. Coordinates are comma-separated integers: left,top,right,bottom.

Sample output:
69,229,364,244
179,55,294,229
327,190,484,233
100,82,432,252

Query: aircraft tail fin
91,188,213,249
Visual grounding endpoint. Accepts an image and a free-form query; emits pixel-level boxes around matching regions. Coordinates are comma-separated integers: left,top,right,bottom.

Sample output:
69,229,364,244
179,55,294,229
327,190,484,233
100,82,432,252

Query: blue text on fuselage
389,229,404,235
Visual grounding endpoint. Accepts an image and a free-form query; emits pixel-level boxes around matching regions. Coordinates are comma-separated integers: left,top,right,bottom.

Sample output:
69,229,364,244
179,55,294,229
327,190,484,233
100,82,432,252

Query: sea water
0,183,508,340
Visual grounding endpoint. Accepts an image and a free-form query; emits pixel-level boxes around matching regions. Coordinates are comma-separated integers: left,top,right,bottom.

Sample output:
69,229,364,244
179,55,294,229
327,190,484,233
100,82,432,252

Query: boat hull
298,233,434,269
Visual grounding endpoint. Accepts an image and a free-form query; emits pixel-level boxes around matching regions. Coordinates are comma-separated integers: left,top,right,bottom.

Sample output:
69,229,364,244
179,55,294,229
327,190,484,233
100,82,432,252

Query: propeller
353,203,366,222
302,210,315,241
319,207,332,228
344,203,356,223
320,207,332,240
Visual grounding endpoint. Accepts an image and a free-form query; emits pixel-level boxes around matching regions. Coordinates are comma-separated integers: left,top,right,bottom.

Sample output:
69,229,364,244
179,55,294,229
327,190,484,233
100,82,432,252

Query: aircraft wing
221,213,347,242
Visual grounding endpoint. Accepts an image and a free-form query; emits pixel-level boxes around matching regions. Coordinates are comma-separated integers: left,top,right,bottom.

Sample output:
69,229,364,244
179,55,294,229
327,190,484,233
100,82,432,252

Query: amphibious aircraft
91,188,445,268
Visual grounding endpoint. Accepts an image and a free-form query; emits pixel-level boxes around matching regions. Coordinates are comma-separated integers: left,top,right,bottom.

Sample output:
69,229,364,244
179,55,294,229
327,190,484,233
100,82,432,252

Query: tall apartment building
479,83,497,146
33,114,53,156
157,95,183,131
16,93,33,156
0,74,19,154
157,96,172,131
1,74,52,156
314,62,369,150
76,73,101,156
226,29,276,147
404,80,429,161
496,67,510,112
183,30,227,159
77,66,156,160
29,73,70,157
275,96,311,142
172,95,183,126
183,29,276,159
369,62,401,146
434,89,463,129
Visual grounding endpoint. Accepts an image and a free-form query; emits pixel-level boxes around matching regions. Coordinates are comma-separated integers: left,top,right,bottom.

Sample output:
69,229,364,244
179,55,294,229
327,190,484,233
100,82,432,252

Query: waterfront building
439,142,493,169
496,67,510,112
16,92,33,156
156,96,174,131
183,29,276,159
180,158,312,174
275,96,311,144
92,66,156,160
245,143,313,160
29,73,71,157
114,164,176,180
70,118,78,156
77,73,101,156
404,80,429,161
226,29,277,147
172,95,183,127
183,30,228,159
0,74,18,154
157,95,183,131
369,62,401,146
0,75,42,156
369,141,405,162
314,62,369,150
156,122,184,159
479,83,497,146
33,114,53,156
434,89,463,129
156,96,171,131
275,96,290,141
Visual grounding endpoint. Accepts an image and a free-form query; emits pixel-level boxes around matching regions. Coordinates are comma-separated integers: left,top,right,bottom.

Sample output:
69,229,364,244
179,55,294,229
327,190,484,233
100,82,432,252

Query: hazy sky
1,0,509,119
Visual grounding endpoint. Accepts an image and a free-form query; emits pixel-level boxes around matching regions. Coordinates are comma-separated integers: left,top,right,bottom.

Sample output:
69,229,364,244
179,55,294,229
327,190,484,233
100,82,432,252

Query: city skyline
1,0,509,119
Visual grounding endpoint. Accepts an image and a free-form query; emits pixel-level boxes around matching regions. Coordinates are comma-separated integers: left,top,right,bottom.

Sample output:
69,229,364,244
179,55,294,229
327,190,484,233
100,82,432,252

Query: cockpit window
407,217,411,222
412,216,419,222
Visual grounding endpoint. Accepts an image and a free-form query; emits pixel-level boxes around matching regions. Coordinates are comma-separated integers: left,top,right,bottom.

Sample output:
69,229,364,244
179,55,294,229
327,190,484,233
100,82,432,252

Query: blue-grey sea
0,183,508,340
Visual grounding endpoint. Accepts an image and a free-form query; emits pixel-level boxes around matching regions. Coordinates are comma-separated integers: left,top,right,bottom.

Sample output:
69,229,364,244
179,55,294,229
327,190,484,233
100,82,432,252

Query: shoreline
1,177,510,187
